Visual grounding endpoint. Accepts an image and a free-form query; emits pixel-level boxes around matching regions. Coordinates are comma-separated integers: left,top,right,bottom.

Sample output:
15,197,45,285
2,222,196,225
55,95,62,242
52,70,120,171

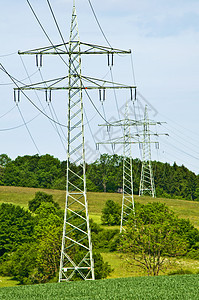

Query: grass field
1,186,199,228
0,277,18,288
0,275,199,299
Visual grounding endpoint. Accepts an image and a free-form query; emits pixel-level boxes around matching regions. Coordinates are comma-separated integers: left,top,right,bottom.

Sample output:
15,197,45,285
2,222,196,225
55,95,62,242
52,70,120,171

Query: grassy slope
0,275,199,300
1,186,199,228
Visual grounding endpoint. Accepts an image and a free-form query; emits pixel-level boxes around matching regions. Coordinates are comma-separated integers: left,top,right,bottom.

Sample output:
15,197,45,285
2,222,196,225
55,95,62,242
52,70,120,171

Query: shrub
101,200,121,226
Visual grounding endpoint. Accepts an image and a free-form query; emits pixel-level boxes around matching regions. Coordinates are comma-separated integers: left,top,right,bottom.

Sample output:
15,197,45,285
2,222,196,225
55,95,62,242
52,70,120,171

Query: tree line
0,153,198,200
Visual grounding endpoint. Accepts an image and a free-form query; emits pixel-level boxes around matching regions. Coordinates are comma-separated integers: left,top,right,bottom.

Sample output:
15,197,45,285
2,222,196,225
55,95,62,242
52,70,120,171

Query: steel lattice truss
120,104,135,233
97,102,136,233
139,105,156,198
16,1,136,281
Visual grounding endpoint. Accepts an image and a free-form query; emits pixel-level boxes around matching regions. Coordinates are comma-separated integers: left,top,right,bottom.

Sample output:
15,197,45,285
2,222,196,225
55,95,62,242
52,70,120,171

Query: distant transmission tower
97,101,140,233
120,103,134,233
15,1,136,281
139,105,162,198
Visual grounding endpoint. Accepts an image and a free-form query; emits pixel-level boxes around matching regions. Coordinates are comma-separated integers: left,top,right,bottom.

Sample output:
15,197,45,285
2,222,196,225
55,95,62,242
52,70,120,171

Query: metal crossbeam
18,41,131,56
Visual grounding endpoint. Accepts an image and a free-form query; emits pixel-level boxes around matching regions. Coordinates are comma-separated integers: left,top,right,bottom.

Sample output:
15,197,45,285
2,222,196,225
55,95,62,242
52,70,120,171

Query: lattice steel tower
139,105,156,197
120,103,134,232
59,3,94,282
97,102,139,233
15,1,136,281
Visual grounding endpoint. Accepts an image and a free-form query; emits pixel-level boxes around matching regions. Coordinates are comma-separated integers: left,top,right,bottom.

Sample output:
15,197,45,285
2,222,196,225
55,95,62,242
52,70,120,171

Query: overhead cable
0,63,67,127
27,0,110,124
87,0,112,48
16,104,40,154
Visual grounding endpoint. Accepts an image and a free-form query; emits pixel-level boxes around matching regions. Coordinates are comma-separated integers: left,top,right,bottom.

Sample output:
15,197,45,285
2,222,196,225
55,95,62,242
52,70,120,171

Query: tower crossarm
18,41,131,56
14,75,136,101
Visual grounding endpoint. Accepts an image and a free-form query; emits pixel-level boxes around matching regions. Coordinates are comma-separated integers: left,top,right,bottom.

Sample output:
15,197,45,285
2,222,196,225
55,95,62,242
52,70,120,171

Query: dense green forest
0,153,198,200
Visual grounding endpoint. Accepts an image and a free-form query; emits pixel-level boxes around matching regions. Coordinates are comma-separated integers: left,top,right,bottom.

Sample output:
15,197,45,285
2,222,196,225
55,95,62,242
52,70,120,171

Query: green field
1,186,199,228
0,275,199,299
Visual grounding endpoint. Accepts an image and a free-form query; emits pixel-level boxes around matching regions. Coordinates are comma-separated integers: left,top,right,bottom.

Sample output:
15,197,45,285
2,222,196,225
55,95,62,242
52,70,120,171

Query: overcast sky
1,0,199,174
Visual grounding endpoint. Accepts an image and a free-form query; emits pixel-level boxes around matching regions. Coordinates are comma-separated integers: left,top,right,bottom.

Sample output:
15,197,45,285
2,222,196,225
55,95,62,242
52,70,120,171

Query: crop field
0,275,199,300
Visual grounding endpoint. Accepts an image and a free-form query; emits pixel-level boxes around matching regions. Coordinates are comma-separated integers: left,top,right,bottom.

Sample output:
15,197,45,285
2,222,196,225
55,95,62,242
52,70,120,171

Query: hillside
0,185,199,228
1,185,199,287
0,275,199,300
0,153,199,201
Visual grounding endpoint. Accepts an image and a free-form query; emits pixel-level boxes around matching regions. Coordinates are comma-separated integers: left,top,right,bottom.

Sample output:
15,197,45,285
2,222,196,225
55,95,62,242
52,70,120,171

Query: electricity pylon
15,1,136,281
139,105,164,197
120,103,134,233
97,102,140,233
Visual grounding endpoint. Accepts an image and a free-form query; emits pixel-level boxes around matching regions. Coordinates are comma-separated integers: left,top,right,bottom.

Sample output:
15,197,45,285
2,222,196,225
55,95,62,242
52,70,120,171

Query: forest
0,153,198,201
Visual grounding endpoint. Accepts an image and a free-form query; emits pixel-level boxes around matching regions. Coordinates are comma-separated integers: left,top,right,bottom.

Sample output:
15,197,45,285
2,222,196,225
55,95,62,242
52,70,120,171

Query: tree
119,203,188,276
34,225,63,283
87,154,123,192
93,252,112,279
0,154,11,167
28,191,60,212
0,242,38,284
0,203,34,257
101,200,121,226
1,202,112,284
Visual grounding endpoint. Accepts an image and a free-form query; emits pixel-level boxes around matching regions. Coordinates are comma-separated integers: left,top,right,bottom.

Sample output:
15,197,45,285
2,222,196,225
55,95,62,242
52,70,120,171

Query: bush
28,192,60,212
101,200,121,226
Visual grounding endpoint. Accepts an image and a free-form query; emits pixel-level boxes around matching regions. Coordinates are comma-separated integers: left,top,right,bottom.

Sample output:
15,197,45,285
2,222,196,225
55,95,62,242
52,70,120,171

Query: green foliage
0,152,199,201
93,251,112,279
0,154,11,167
119,203,189,276
0,243,38,284
186,248,199,260
0,200,111,284
34,225,63,283
90,218,119,251
0,203,34,257
2,154,62,189
101,200,121,225
28,191,60,212
87,154,123,193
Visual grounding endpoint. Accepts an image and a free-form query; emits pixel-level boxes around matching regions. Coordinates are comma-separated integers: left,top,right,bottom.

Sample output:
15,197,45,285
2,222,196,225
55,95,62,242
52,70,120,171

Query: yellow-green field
1,186,199,228
0,276,18,288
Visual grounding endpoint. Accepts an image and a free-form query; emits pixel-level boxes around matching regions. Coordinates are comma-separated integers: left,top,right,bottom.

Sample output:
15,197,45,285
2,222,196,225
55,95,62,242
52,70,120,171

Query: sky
1,0,199,174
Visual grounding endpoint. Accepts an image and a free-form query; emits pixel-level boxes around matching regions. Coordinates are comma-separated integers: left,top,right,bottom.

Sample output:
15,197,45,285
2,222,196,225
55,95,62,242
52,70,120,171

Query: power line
87,0,112,48
0,63,67,127
0,52,17,57
0,69,39,86
161,124,199,155
16,104,40,154
0,106,16,119
27,0,111,124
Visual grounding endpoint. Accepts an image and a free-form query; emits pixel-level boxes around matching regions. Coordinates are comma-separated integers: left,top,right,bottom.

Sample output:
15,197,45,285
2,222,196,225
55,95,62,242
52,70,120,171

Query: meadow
0,186,199,228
